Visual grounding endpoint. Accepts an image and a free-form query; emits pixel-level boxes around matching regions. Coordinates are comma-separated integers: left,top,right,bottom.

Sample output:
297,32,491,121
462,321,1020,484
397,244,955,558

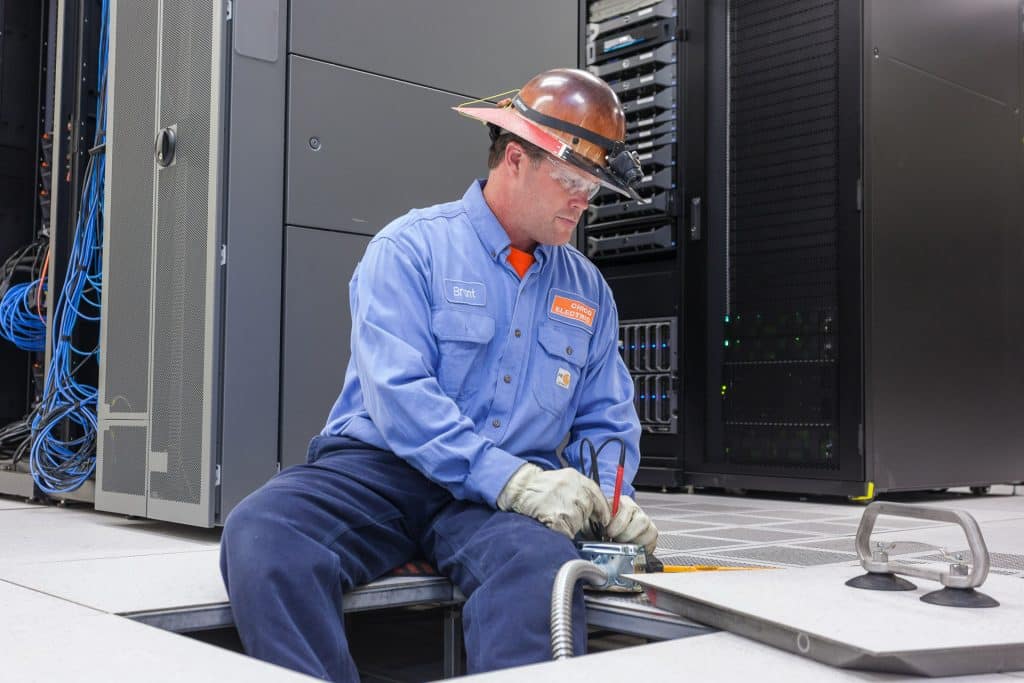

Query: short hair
487,128,547,169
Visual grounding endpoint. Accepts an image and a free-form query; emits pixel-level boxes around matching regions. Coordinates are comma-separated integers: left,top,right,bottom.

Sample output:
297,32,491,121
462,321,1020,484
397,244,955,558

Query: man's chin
540,234,574,247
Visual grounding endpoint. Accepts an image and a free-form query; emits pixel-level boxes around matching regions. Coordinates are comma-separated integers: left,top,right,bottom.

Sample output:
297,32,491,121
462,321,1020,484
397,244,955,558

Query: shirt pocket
431,309,495,399
532,322,591,417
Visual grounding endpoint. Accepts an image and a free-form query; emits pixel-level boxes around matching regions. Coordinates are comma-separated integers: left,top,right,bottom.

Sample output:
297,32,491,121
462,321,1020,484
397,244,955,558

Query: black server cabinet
692,0,1024,498
0,2,47,427
581,0,706,488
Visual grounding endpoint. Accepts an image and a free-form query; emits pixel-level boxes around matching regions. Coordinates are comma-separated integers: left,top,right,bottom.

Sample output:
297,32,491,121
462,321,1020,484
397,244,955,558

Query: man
220,68,659,681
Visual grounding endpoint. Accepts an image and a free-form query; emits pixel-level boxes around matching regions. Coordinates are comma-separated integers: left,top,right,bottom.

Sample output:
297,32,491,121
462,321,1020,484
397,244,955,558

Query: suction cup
845,572,917,591
921,587,999,608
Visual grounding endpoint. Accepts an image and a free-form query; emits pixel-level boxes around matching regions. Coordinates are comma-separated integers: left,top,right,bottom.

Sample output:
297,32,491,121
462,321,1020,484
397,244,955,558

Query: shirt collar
463,180,554,268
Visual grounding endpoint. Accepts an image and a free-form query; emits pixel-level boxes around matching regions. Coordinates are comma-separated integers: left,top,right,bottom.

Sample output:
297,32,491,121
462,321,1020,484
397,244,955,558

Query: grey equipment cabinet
99,0,580,526
98,0,286,526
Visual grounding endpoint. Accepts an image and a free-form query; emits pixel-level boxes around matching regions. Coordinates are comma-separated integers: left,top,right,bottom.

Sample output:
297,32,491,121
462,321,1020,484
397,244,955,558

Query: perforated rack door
146,0,224,526
723,0,842,473
98,0,226,526
97,0,160,516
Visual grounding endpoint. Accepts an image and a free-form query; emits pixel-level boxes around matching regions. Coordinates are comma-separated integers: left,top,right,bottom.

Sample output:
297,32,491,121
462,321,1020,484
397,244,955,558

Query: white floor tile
0,549,226,614
0,580,315,681
0,507,218,567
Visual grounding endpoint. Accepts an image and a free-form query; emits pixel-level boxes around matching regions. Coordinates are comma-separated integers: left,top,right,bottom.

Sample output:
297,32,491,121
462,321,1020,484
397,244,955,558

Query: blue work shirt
323,180,641,507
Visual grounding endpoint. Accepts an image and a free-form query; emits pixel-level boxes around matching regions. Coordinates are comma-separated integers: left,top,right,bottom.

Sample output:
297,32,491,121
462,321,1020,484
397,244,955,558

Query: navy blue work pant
220,436,586,681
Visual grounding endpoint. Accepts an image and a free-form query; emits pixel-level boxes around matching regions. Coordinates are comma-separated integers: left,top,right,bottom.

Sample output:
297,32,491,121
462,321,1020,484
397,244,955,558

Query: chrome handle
854,501,990,589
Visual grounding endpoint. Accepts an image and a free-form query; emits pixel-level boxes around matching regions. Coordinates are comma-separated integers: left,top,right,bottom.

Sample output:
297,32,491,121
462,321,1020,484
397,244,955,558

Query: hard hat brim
454,104,637,199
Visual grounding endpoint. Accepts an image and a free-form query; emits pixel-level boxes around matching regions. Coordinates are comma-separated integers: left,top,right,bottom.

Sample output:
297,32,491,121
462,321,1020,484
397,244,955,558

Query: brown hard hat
516,69,626,169
455,68,642,199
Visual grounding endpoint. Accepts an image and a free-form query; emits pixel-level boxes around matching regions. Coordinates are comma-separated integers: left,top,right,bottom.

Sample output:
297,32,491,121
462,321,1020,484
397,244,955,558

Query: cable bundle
29,0,109,494
0,417,32,464
0,239,47,352
0,282,46,351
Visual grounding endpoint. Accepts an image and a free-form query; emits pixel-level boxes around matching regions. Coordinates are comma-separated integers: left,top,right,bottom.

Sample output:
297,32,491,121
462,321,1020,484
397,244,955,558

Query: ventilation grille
149,0,214,505
724,0,840,469
102,0,158,413
729,0,839,311
99,425,147,496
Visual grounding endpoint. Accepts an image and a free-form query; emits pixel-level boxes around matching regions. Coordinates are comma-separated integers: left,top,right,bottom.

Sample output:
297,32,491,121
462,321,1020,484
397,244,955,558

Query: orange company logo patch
550,295,595,327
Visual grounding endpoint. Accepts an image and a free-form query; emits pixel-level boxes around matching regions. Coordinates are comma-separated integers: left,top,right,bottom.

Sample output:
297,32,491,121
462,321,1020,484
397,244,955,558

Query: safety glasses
546,156,601,200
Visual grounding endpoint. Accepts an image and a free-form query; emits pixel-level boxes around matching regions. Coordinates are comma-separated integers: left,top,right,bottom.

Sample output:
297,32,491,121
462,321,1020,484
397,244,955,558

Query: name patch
549,292,596,329
444,279,486,306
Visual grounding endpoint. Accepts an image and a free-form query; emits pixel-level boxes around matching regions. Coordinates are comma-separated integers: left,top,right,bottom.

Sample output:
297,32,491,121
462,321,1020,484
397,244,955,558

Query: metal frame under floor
3,485,1024,680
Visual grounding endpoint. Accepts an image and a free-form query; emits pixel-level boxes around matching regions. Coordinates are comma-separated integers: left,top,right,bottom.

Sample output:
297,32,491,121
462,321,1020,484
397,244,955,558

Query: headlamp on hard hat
607,147,644,192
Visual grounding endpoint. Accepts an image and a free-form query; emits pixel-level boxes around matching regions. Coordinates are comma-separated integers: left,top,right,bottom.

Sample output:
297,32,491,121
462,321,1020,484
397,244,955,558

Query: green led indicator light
724,340,730,347
724,315,731,323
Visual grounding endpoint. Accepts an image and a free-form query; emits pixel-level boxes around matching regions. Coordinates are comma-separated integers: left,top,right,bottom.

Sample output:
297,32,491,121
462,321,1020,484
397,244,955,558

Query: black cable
579,436,628,540
0,235,49,462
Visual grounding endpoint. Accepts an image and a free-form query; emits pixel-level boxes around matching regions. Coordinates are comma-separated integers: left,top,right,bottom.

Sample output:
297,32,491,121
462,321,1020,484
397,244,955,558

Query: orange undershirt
507,247,535,279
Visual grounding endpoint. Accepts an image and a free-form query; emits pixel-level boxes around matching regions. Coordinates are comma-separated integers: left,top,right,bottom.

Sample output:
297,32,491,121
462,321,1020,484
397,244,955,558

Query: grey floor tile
657,534,743,552
690,526,812,543
763,521,862,535
649,519,726,533
706,545,859,567
0,497,36,511
678,513,797,526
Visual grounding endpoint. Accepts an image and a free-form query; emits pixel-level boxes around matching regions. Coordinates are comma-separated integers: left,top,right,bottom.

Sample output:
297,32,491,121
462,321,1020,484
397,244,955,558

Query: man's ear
505,141,524,176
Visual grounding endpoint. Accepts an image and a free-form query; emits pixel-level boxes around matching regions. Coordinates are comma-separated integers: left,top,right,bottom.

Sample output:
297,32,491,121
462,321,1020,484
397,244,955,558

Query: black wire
0,236,49,463
578,436,628,540
0,418,32,462
0,237,48,299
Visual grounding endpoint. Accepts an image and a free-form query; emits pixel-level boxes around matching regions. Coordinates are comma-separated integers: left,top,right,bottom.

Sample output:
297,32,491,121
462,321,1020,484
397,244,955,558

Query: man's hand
606,496,658,555
497,464,612,539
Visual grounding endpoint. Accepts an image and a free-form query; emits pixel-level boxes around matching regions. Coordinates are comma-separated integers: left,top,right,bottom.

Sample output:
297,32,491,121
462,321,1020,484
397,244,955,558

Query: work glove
497,463,612,539
606,496,659,555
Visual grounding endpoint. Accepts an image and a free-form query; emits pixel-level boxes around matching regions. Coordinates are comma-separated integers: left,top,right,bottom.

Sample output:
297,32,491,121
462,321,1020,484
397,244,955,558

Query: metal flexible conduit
550,559,608,660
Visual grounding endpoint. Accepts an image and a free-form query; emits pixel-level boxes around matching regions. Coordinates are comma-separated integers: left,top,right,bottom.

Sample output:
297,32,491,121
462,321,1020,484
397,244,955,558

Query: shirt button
503,374,511,383
492,419,501,428
514,329,522,338
565,346,573,355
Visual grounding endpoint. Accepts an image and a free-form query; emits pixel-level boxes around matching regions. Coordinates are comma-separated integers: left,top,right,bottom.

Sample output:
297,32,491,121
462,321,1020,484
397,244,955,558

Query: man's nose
568,192,589,211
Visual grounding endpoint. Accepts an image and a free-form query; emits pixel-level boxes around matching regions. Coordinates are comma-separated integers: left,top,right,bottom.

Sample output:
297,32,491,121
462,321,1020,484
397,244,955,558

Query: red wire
612,466,625,516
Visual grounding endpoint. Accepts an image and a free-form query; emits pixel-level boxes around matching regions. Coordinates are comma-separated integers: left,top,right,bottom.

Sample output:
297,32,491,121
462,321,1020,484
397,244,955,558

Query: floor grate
657,534,743,552
689,527,811,543
705,546,858,567
916,551,1024,572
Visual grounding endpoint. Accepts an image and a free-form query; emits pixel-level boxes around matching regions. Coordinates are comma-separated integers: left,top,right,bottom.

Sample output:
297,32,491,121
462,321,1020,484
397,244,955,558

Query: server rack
0,3,46,444
692,0,1024,497
582,0,706,488
0,0,95,501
